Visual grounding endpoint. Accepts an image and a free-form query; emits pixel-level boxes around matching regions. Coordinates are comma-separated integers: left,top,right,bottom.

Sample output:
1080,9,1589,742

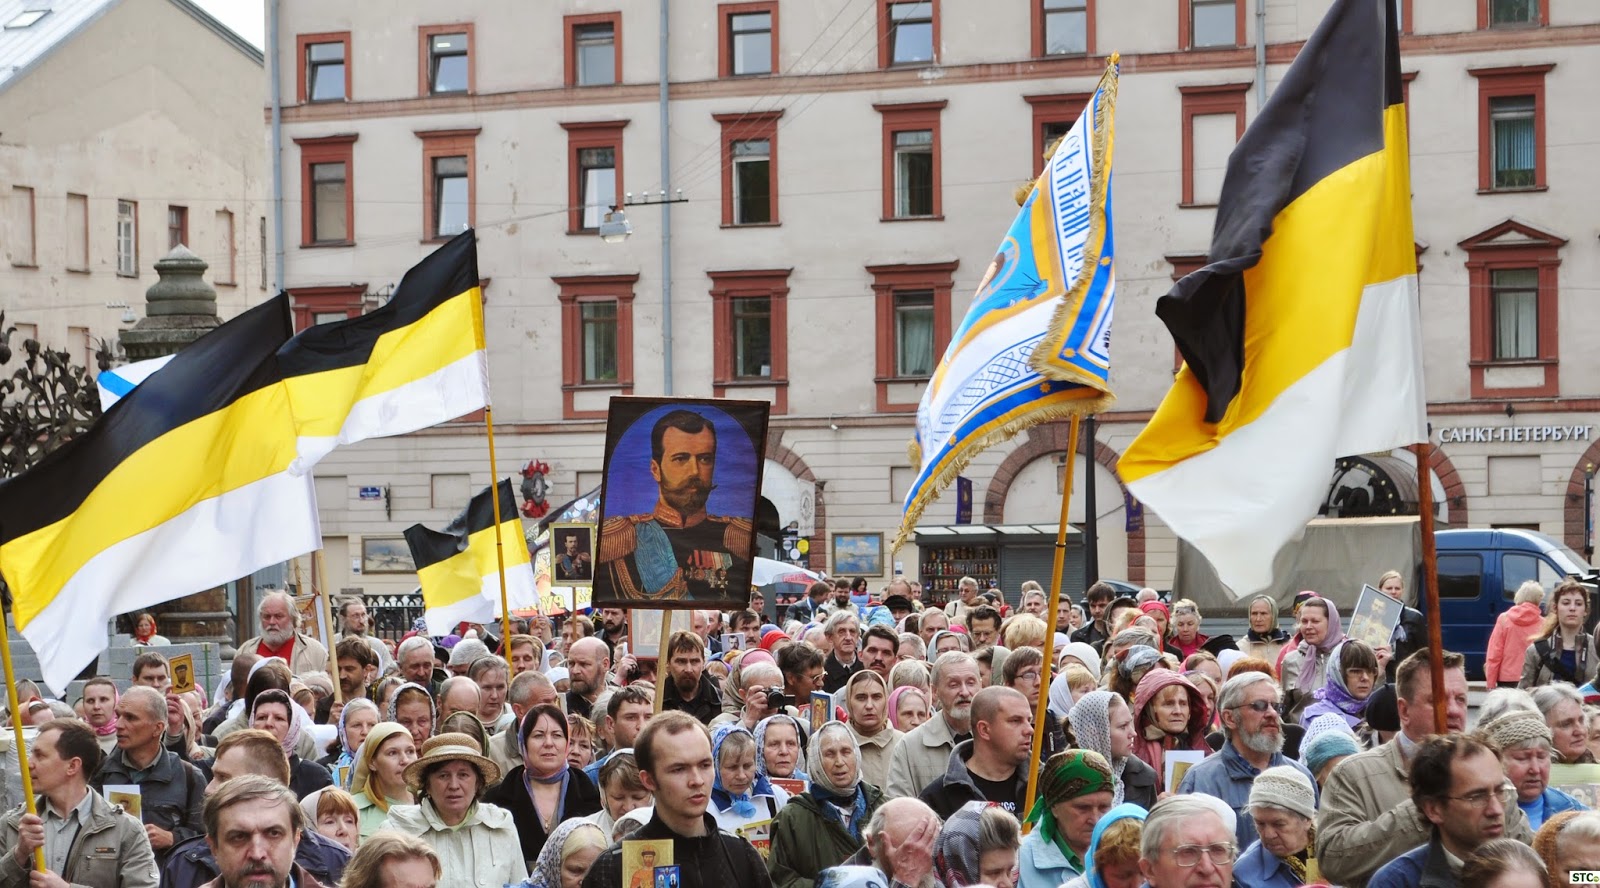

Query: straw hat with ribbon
402,732,502,791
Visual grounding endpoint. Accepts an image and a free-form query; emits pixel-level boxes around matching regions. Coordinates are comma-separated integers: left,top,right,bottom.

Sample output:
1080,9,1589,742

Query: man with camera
710,661,790,731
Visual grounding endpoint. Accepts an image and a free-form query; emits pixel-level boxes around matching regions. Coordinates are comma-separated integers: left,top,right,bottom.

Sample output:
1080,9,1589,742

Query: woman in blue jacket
1234,766,1318,888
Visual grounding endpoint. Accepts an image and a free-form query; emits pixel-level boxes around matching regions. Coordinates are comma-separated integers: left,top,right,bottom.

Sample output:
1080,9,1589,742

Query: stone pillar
116,247,238,647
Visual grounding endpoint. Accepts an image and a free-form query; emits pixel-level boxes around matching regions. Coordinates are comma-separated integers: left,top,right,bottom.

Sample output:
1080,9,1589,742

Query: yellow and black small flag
404,478,535,635
1119,0,1425,596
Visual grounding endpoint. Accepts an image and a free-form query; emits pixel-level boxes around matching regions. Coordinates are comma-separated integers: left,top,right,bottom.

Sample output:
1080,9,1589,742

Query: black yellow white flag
404,479,536,635
1118,0,1425,596
0,296,320,689
278,230,488,473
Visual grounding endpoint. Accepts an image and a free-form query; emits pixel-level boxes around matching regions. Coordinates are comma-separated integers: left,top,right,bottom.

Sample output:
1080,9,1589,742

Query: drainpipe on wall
659,0,674,396
1255,0,1268,109
269,0,285,293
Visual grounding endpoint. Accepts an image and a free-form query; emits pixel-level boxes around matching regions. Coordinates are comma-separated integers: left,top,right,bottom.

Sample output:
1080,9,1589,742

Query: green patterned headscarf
1025,749,1116,865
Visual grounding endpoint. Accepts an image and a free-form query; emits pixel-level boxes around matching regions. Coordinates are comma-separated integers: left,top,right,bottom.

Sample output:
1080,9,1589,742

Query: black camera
761,687,794,710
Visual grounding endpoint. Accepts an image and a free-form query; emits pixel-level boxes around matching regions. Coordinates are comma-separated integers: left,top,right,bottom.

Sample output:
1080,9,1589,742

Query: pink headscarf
87,683,118,737
886,686,928,730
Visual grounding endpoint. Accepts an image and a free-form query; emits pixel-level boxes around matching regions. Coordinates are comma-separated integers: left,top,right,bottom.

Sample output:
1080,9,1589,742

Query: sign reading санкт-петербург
1435,425,1593,445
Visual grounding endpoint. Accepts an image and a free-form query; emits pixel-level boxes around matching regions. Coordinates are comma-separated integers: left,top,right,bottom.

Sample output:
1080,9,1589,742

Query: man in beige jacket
238,590,330,677
885,651,980,798
0,719,157,887
1317,649,1533,888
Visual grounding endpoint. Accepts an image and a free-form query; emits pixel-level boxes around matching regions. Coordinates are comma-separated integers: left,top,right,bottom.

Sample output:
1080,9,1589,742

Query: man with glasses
1137,795,1237,888
1319,650,1533,888
1368,734,1515,888
1177,673,1314,850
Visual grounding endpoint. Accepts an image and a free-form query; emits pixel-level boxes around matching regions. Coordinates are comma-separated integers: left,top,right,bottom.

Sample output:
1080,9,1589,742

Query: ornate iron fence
368,591,425,641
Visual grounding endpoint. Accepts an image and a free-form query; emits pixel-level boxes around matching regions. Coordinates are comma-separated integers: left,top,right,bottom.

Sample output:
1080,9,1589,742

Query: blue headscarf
711,724,773,817
1086,804,1149,888
754,714,808,781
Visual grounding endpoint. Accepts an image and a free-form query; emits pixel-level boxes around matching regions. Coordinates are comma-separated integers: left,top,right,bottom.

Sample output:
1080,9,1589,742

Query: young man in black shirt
917,686,1032,817
583,712,770,888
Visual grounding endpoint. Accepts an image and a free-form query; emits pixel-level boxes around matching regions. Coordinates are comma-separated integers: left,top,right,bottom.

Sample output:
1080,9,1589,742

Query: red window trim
288,284,366,333
1477,0,1548,29
417,23,475,97
295,31,351,104
562,120,629,235
714,110,783,227
1165,252,1208,371
718,2,779,78
709,268,792,413
416,127,481,243
1468,63,1553,194
66,192,89,273
1030,0,1096,59
1178,0,1247,50
869,261,958,413
294,133,358,247
565,12,624,87
876,0,940,69
1023,92,1092,177
1459,218,1566,399
1397,0,1414,35
555,273,638,419
1179,82,1249,207
875,100,947,222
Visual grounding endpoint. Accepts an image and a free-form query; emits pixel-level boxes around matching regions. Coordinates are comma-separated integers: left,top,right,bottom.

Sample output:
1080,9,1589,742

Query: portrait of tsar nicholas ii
594,398,769,609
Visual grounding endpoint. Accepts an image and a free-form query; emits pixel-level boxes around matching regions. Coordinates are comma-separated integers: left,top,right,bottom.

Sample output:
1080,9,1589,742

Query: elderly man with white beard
1176,673,1316,850
886,652,981,799
238,591,330,677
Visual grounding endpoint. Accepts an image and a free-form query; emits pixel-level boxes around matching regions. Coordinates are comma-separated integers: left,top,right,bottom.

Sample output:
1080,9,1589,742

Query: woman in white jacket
380,732,528,888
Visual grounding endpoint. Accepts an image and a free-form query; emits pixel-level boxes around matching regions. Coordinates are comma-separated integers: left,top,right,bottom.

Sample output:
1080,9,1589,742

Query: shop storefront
914,524,1083,607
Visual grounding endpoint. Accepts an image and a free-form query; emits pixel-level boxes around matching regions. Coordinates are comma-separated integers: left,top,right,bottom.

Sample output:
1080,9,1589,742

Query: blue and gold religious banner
894,55,1119,551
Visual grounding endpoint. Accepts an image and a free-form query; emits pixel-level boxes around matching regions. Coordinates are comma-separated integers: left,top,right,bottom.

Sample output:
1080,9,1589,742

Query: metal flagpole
0,604,45,871
1023,415,1081,830
485,405,516,675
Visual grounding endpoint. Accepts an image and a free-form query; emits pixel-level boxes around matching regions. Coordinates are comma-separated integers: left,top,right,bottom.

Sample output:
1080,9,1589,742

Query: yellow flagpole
485,405,515,675
0,604,46,871
1022,414,1081,832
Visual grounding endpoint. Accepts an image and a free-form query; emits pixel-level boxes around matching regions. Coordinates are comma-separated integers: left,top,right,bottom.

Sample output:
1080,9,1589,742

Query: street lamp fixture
598,208,632,244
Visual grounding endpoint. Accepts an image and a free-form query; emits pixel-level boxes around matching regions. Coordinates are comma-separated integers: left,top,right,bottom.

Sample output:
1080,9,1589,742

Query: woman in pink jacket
1485,580,1547,688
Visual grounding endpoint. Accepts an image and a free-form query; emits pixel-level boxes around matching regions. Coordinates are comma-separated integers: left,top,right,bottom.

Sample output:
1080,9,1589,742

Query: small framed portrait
361,537,416,574
169,653,196,695
550,522,596,587
622,839,673,888
831,532,884,576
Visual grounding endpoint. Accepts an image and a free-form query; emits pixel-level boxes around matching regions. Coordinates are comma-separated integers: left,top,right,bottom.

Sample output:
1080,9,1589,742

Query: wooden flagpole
485,405,516,675
1413,442,1447,733
0,604,45,871
1022,415,1081,831
313,551,342,704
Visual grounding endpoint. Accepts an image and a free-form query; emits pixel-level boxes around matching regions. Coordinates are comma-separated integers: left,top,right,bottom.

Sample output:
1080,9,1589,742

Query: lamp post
1585,463,1595,561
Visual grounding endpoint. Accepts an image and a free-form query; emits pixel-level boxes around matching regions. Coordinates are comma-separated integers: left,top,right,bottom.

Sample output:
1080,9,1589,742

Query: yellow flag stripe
284,287,482,439
3,382,300,627
417,517,529,609
1119,118,1414,484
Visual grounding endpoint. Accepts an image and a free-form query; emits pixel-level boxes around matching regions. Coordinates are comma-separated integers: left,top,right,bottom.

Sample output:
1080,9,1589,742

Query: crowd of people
3,573,1600,888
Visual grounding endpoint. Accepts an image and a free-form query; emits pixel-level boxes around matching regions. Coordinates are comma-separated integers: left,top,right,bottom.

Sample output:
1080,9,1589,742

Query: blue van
1434,528,1596,680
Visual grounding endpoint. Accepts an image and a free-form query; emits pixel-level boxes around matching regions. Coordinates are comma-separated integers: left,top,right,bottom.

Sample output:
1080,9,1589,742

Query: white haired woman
1487,581,1547,690
1234,766,1317,888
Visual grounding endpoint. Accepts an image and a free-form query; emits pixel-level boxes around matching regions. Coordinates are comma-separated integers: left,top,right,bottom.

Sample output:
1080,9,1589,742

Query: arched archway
765,434,827,571
983,421,1145,585
1565,440,1600,557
